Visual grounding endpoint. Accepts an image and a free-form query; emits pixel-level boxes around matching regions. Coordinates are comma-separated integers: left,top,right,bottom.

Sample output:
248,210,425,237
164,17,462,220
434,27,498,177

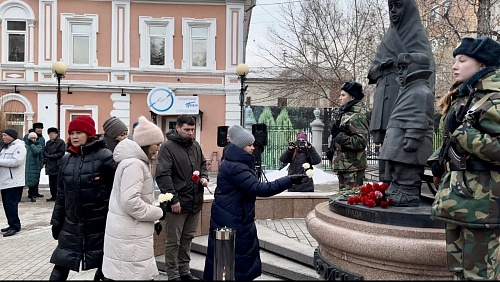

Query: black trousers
0,186,23,231
49,265,105,281
48,175,58,198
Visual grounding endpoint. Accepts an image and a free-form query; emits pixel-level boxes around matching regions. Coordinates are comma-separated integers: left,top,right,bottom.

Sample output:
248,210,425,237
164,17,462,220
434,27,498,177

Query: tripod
253,144,268,182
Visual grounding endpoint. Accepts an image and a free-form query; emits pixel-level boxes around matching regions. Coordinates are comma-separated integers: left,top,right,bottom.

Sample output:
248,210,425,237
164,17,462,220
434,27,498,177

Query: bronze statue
368,0,435,184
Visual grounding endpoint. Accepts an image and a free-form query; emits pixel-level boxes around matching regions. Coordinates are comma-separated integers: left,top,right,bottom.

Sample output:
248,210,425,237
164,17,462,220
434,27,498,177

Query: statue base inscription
307,202,452,280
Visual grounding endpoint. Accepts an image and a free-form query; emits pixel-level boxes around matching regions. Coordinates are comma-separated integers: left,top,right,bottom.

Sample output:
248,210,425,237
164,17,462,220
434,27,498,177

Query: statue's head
388,0,404,27
397,53,431,84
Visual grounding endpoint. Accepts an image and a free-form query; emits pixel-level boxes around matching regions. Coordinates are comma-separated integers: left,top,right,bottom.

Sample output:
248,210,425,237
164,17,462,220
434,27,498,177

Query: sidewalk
0,168,341,280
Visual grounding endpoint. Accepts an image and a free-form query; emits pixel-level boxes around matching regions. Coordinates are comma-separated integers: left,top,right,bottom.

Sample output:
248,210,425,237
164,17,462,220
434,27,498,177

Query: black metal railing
259,125,445,171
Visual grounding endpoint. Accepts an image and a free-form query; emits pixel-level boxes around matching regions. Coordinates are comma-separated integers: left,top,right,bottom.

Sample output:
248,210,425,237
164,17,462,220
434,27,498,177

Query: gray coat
379,72,434,166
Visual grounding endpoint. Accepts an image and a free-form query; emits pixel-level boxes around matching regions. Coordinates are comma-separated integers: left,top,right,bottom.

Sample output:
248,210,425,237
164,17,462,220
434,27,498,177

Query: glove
331,125,341,139
403,137,420,152
447,114,460,133
52,225,61,240
155,222,163,235
431,161,445,178
289,174,307,185
159,202,167,221
381,59,394,69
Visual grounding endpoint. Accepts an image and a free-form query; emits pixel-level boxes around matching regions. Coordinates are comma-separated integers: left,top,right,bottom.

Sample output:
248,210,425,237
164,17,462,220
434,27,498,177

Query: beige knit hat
133,116,164,146
28,132,38,139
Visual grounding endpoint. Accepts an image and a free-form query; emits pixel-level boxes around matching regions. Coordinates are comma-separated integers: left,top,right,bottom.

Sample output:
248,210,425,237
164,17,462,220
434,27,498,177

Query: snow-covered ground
263,164,338,184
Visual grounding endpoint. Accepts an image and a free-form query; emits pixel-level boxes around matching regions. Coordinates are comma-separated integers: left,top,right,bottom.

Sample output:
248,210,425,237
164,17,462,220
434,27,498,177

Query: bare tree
253,0,388,108
418,0,500,99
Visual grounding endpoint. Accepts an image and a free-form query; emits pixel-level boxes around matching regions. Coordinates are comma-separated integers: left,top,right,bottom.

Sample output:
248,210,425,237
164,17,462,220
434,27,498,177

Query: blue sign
147,87,199,115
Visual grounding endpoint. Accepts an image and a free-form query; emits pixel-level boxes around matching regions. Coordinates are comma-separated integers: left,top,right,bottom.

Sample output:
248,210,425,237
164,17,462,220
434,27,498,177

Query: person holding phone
279,132,321,192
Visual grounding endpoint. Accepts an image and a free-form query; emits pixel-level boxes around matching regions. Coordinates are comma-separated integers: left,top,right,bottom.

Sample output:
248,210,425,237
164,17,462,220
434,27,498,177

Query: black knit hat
453,36,500,67
3,128,18,139
47,127,59,134
341,82,364,100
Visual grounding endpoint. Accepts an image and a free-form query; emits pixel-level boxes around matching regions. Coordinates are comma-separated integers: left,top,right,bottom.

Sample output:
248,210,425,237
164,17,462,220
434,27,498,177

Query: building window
182,18,216,71
7,21,26,62
139,17,174,69
278,97,287,107
431,6,440,23
5,113,24,137
0,1,35,64
442,0,451,16
61,14,99,67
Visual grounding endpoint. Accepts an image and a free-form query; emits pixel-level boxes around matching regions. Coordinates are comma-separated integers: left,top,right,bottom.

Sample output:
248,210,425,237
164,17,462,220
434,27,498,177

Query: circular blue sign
147,87,175,114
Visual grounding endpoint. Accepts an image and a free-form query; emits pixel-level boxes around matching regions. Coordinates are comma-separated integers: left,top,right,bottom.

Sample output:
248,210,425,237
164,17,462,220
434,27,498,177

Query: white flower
302,163,311,169
158,193,174,203
193,170,200,176
305,169,314,178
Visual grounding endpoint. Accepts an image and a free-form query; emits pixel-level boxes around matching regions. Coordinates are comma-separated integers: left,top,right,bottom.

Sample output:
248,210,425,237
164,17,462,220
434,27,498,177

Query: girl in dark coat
49,115,116,281
25,132,42,202
203,125,306,281
279,132,321,192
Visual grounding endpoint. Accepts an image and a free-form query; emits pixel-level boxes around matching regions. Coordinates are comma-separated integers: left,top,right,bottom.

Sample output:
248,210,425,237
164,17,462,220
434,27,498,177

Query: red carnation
380,201,389,208
365,199,376,208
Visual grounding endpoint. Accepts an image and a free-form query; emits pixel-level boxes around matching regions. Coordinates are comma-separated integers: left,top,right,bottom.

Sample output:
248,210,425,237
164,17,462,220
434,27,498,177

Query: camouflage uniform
332,101,369,191
431,68,500,280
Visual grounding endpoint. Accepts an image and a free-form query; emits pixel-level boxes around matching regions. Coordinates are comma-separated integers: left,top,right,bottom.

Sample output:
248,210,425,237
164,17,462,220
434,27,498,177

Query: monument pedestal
306,200,453,280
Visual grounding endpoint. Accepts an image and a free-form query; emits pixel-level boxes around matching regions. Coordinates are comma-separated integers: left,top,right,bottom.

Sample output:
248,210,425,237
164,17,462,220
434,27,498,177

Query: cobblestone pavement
0,168,342,280
256,218,319,248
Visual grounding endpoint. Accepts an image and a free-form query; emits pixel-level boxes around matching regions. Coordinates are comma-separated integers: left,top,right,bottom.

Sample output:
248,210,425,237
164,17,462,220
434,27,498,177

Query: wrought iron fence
259,125,445,171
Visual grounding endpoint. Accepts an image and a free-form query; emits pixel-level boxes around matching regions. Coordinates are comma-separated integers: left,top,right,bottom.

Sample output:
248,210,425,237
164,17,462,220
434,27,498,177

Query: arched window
0,1,35,64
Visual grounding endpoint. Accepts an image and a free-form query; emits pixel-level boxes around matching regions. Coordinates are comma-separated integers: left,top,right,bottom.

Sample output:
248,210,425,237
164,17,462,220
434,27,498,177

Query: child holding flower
102,116,166,280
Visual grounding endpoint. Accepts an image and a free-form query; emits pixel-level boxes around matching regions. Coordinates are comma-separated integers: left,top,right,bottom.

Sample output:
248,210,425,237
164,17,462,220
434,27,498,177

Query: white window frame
431,6,440,23
0,1,35,65
5,20,27,63
139,16,174,69
60,13,98,67
182,18,216,71
442,0,451,15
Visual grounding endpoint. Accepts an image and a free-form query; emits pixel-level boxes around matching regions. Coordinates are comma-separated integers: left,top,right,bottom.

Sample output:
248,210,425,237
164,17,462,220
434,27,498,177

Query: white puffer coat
102,139,163,280
0,139,27,190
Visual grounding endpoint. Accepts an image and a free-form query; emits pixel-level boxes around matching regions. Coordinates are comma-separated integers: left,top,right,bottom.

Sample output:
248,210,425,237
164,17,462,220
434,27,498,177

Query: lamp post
52,61,67,130
236,63,249,126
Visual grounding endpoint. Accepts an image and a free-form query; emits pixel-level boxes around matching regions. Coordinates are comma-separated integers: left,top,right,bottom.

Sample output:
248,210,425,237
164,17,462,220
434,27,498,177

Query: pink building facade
0,0,252,161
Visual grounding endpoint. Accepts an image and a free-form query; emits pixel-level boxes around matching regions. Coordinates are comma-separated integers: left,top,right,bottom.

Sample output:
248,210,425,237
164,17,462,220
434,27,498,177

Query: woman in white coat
102,116,165,280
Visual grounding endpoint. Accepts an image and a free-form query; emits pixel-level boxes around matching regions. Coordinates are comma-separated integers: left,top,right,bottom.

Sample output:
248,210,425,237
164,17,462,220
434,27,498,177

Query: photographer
279,133,321,192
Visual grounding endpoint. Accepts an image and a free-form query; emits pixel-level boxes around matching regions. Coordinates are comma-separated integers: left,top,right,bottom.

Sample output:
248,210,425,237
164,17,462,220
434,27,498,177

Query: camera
294,140,307,148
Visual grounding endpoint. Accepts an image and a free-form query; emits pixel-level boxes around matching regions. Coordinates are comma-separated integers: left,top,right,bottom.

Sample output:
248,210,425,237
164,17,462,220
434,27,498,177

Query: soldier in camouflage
430,36,500,280
330,82,369,196
379,52,434,207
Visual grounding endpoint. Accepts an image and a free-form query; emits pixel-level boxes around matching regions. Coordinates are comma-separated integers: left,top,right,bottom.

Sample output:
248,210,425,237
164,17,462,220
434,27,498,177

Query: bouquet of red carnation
346,182,393,209
192,170,200,182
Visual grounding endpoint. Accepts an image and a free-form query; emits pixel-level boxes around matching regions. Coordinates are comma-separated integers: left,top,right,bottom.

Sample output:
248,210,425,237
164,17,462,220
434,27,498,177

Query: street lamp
52,61,67,130
236,63,249,126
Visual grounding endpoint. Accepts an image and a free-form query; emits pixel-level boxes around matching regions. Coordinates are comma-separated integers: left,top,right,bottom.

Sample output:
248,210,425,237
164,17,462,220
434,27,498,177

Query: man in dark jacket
43,127,65,201
156,114,208,281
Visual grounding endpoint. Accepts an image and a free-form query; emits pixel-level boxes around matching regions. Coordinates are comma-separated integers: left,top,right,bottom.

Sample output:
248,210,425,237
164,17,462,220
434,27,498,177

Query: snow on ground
264,164,337,184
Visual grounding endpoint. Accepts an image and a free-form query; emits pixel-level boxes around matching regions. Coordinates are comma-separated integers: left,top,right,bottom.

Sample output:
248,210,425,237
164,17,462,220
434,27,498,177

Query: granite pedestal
306,199,453,280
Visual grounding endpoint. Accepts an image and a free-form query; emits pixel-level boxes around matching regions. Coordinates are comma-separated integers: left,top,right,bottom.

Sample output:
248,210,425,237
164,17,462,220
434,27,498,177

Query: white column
310,108,324,168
